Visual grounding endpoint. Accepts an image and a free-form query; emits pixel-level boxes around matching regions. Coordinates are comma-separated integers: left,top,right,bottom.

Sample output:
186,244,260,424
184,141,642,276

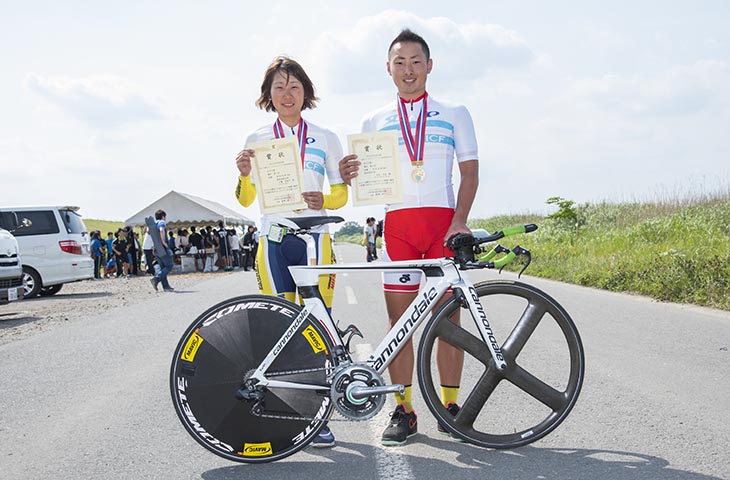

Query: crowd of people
88,222,260,279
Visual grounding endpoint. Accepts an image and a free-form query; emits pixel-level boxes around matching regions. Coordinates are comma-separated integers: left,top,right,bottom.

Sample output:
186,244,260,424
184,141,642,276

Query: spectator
112,229,130,278
229,229,241,269
90,231,103,279
142,226,155,275
150,209,175,292
188,226,204,271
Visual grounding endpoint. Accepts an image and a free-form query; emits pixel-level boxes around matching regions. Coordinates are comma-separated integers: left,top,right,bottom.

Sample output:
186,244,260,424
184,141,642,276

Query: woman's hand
236,148,255,177
301,191,325,210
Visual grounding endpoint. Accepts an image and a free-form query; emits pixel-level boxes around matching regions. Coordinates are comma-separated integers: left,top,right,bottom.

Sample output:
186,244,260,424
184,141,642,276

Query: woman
234,56,347,448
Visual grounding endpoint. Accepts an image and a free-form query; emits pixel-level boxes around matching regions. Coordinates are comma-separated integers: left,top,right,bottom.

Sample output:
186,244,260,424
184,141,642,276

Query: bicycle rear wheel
417,280,584,449
170,295,335,463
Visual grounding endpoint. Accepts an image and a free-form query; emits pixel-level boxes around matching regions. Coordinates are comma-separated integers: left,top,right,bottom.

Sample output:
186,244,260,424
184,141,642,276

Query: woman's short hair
256,56,319,112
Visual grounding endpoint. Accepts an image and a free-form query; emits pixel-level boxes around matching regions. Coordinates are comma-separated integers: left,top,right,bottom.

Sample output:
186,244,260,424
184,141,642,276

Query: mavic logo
239,442,273,457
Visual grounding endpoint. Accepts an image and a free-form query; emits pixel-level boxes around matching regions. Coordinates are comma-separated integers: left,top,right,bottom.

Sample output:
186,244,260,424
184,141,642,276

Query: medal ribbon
396,92,428,165
273,118,308,167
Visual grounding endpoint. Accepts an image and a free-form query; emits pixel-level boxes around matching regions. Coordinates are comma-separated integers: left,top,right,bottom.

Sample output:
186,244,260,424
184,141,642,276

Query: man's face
387,41,432,100
270,71,304,120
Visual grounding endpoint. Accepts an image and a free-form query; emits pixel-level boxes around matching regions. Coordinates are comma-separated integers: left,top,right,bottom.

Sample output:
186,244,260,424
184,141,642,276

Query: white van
0,206,94,298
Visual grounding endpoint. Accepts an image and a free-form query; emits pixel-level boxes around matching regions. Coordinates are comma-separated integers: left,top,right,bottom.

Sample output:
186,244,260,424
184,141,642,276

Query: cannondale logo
399,274,411,284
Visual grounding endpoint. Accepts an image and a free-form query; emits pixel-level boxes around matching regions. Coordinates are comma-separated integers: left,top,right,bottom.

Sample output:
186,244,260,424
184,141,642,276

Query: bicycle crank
330,363,402,421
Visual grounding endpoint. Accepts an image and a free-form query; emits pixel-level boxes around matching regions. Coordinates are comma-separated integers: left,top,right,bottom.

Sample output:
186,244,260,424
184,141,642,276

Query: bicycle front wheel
417,280,584,449
170,295,335,463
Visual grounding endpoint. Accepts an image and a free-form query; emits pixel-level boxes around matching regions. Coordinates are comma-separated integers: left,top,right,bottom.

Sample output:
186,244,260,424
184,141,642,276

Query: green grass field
338,194,730,311
84,219,125,236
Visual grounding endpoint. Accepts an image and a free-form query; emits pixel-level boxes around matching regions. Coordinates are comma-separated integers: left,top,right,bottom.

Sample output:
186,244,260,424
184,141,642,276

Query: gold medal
411,167,426,183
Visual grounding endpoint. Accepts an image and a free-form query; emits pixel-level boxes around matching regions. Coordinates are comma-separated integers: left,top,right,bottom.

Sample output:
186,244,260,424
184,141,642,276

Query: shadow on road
25,292,114,301
201,439,723,480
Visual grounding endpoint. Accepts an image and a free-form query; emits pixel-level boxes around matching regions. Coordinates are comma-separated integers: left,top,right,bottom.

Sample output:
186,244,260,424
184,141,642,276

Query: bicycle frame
247,239,508,392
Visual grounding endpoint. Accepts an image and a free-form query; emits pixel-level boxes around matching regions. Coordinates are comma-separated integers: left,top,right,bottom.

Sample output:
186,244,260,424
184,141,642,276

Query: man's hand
444,220,471,246
236,148,255,177
302,191,325,210
338,154,360,186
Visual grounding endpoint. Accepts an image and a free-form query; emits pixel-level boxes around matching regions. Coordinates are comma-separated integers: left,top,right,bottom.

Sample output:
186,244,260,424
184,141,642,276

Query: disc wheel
170,295,336,463
417,280,584,448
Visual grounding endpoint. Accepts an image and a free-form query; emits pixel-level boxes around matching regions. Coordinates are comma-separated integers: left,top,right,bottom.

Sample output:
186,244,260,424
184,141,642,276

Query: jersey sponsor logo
303,159,325,176
427,110,440,117
302,325,327,354
176,377,235,454
238,442,273,457
306,136,315,144
181,331,203,362
399,274,411,284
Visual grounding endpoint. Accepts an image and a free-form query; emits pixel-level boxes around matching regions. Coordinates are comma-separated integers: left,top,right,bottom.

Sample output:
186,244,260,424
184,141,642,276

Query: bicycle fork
453,281,508,370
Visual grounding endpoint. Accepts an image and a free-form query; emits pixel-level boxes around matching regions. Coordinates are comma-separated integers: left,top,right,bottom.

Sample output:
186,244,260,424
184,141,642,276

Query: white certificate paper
249,136,307,214
347,131,403,206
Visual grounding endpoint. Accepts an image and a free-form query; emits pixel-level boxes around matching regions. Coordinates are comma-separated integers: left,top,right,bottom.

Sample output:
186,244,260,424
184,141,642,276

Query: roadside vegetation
337,193,730,311
84,219,124,236
473,193,730,311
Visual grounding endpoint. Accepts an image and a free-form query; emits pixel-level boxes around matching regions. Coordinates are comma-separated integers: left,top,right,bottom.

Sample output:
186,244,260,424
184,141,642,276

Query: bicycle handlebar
447,224,537,275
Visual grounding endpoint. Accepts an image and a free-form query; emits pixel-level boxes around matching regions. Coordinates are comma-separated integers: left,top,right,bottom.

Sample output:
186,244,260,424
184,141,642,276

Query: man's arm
444,159,479,243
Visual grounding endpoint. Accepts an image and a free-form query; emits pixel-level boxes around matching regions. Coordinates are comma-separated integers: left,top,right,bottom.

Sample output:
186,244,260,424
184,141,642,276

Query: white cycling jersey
361,94,478,212
245,119,344,233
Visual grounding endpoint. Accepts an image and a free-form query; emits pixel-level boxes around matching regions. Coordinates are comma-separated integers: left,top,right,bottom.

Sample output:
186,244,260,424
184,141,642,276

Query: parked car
0,215,24,305
0,206,94,298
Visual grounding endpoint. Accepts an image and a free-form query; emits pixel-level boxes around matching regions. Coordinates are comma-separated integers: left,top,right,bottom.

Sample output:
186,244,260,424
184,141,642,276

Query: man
217,221,232,271
364,217,377,262
150,209,175,292
142,226,155,275
90,231,103,279
339,29,479,446
188,226,204,271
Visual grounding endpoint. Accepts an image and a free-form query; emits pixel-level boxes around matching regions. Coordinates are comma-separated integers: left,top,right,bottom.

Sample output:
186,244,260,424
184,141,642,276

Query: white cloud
309,9,535,95
571,60,729,117
25,73,164,128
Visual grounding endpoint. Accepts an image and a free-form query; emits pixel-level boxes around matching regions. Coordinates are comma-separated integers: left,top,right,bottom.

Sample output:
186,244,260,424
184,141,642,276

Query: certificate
249,136,307,214
348,131,403,206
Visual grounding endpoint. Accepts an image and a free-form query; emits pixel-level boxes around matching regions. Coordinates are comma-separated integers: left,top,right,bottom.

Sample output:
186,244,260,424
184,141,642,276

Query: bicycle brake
512,246,532,278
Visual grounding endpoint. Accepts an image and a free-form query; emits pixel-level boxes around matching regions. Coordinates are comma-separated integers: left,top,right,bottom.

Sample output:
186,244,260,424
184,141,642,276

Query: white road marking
345,286,358,304
351,343,414,479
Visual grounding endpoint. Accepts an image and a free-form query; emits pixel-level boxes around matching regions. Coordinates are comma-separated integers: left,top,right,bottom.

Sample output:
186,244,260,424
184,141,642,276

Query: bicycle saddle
283,216,344,230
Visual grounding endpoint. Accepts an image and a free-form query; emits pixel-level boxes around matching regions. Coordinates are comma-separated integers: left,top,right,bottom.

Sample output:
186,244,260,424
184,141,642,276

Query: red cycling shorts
382,207,455,293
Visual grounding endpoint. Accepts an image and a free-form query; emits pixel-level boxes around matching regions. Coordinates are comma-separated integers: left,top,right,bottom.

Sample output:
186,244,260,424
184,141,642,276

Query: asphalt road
1,243,729,479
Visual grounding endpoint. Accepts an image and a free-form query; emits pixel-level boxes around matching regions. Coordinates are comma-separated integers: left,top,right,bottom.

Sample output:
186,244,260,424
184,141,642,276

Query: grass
337,193,730,311
84,219,125,235
469,195,730,311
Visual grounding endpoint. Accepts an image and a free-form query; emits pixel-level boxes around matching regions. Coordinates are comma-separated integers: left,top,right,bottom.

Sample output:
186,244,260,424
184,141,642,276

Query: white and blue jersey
361,95,478,212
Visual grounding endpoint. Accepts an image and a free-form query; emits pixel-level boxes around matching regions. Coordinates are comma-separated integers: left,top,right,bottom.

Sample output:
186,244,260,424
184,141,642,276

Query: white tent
124,190,254,228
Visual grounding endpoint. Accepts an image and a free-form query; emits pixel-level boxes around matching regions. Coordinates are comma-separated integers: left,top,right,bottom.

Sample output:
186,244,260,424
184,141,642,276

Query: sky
2,1,729,228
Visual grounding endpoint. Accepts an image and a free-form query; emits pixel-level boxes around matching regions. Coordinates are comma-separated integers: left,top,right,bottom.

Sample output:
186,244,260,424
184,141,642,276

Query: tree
335,221,363,238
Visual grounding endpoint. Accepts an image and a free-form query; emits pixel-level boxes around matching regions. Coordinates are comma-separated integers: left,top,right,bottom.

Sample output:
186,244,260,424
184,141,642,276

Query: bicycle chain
248,366,373,423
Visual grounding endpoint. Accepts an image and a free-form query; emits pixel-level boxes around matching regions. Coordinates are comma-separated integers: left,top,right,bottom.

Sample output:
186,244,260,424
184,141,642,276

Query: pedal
336,323,363,352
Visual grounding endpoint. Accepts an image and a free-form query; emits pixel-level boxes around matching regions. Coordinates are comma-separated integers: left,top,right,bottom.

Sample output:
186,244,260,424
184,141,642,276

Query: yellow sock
440,385,460,406
395,385,413,412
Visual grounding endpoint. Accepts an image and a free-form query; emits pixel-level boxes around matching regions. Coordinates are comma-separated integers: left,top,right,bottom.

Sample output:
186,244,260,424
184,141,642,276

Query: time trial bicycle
170,216,584,463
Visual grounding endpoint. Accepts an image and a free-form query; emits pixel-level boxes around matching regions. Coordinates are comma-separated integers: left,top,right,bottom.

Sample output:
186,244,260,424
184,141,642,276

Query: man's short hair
256,56,319,112
388,28,431,60
155,209,166,220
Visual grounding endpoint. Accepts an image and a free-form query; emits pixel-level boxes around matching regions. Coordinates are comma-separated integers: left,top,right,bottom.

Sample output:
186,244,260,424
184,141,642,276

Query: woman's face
270,70,304,120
